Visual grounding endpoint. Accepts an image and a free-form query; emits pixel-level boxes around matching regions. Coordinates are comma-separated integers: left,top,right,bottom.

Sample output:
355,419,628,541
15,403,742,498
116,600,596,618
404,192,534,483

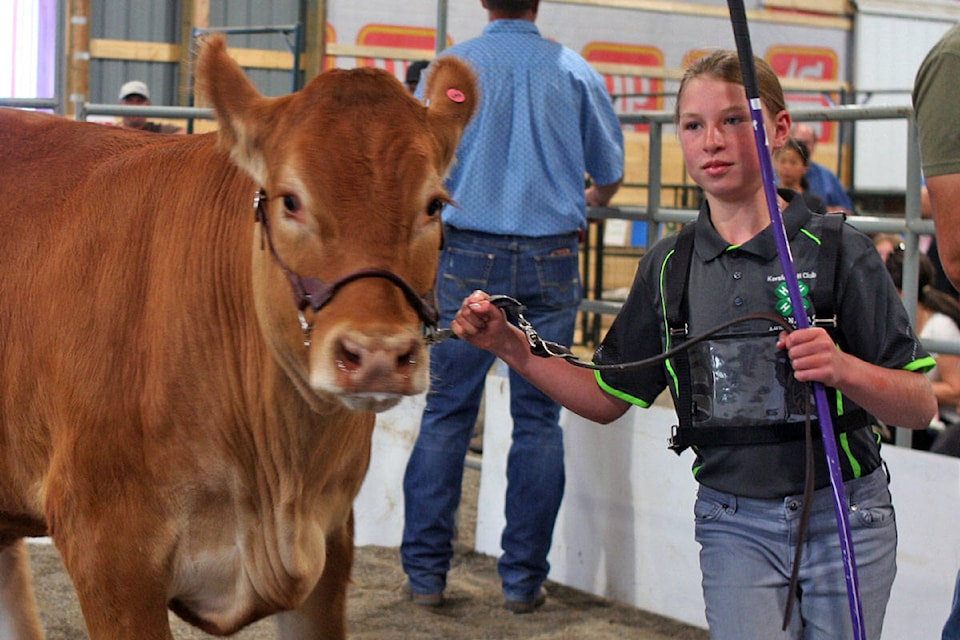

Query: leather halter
253,189,440,327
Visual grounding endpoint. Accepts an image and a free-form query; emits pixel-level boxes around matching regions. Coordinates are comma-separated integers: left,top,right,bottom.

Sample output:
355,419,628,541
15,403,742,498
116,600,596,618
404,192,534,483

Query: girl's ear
769,110,793,153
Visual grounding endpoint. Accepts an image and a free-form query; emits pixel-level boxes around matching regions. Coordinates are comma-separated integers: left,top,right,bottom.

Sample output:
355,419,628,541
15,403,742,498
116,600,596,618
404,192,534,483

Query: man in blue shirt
793,123,854,213
402,0,624,614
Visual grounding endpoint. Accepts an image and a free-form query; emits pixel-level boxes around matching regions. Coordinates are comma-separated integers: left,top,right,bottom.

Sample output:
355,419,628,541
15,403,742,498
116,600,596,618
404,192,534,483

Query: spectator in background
401,0,623,615
405,60,430,93
873,232,904,264
792,122,854,213
913,22,960,640
118,80,184,134
774,137,827,213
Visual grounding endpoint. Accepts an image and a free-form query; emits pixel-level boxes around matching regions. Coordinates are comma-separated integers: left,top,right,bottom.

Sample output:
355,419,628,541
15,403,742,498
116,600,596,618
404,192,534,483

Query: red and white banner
582,42,664,132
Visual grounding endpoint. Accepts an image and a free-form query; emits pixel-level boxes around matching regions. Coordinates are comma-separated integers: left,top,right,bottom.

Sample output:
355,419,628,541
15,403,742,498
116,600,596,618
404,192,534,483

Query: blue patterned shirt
422,20,624,236
806,162,854,211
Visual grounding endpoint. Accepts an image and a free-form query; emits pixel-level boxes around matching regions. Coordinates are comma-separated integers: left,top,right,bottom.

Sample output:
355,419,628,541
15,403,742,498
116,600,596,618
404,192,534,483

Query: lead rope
477,294,796,372
783,388,817,631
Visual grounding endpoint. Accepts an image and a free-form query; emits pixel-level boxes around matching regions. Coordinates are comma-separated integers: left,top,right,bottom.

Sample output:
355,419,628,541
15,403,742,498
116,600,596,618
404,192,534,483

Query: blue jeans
695,466,897,640
943,570,960,639
401,226,581,601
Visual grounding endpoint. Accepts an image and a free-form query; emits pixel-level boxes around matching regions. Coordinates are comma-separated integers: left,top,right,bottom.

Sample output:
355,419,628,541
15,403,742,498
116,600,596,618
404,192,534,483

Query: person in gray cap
118,80,184,134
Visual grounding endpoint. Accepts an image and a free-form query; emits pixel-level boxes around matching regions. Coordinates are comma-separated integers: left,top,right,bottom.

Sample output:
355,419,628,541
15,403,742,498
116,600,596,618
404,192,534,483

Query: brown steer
0,35,476,639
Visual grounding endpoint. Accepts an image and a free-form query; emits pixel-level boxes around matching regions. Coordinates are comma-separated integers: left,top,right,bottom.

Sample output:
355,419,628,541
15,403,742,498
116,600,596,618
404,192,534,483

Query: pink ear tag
446,88,466,103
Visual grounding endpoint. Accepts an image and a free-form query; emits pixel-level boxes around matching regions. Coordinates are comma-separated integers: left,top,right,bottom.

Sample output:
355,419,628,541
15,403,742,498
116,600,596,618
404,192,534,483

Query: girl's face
775,147,806,191
677,77,790,204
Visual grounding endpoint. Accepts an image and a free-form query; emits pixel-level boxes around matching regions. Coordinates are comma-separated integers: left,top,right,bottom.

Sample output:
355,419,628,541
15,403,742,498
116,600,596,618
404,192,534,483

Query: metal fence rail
76,104,215,122
75,103,214,137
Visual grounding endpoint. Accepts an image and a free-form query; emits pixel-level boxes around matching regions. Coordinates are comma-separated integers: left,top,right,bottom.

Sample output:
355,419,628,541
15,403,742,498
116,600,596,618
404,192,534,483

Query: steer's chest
166,491,329,635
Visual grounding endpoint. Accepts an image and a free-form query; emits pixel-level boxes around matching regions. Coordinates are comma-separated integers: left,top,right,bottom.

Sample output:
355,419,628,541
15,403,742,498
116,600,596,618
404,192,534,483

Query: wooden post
179,0,210,106
66,0,89,118
302,0,327,82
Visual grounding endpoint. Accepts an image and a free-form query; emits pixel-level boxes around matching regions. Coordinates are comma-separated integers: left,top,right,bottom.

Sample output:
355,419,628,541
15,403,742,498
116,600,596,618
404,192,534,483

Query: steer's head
195,35,477,412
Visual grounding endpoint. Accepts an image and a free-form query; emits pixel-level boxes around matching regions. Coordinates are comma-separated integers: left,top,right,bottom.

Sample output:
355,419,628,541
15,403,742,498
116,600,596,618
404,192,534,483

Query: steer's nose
333,330,422,392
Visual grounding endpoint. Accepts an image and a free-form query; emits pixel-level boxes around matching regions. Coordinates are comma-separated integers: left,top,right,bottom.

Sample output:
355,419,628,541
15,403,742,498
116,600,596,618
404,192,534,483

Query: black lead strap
487,294,795,373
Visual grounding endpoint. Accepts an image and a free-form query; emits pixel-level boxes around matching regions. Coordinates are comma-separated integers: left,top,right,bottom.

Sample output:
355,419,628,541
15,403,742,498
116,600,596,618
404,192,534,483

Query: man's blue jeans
695,466,897,639
401,226,581,601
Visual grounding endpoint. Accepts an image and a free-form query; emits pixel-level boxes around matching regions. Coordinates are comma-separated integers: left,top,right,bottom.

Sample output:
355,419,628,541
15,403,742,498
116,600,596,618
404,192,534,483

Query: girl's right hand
451,290,517,353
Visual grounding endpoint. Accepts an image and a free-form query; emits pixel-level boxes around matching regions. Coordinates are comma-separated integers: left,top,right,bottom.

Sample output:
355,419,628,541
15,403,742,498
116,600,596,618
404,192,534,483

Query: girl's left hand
778,327,843,387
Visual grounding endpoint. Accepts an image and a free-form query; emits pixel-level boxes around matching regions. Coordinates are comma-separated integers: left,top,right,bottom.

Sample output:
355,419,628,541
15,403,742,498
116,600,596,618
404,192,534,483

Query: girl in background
775,136,827,213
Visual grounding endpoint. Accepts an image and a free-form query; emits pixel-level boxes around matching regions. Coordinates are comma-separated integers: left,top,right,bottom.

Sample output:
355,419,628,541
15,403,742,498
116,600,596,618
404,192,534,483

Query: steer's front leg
48,470,176,640
59,536,176,640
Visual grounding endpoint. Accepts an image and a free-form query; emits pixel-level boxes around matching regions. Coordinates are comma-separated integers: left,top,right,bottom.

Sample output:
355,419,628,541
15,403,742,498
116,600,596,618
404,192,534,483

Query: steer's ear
194,34,272,184
422,57,479,171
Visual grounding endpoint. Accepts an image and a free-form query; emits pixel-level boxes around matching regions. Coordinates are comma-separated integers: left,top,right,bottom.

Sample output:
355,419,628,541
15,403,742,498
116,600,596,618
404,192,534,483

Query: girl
776,136,827,213
449,50,936,639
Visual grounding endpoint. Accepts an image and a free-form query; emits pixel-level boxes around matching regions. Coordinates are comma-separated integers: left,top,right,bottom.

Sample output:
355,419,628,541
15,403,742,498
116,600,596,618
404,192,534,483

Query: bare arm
927,173,960,290
933,352,960,408
452,291,631,424
779,327,937,429
921,185,933,219
586,178,623,208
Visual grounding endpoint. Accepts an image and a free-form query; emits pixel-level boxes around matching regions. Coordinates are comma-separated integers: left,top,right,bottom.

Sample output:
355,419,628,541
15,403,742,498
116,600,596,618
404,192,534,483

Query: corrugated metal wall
89,0,301,107
206,0,303,96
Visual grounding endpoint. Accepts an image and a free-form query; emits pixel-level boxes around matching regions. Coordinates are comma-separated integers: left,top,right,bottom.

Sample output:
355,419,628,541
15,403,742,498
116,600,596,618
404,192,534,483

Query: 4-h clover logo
774,280,811,318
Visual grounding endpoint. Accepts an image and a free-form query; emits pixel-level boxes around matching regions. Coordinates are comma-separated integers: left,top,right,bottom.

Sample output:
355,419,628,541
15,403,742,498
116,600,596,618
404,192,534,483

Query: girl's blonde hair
674,50,786,123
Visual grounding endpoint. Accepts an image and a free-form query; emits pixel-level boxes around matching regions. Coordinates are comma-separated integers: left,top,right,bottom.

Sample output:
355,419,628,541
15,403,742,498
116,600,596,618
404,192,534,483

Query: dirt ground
27,462,708,639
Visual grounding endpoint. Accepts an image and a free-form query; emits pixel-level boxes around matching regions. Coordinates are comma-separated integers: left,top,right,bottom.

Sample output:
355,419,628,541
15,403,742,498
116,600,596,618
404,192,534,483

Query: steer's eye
282,194,300,214
427,199,445,217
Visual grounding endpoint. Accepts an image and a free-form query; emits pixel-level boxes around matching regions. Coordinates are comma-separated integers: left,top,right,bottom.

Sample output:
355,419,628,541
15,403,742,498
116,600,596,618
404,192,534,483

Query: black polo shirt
594,192,934,498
